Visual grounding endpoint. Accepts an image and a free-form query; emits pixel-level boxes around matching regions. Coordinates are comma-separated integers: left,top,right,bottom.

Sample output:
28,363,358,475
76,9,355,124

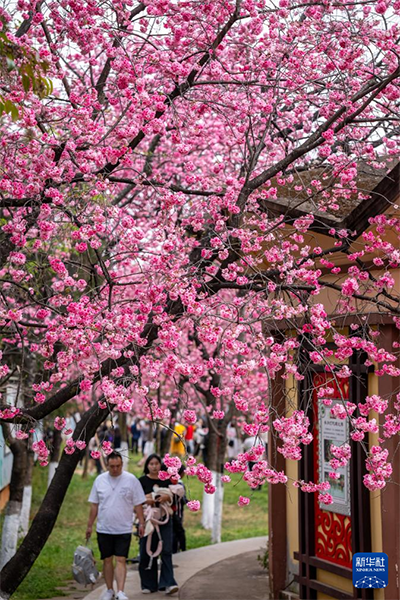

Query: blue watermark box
353,552,388,589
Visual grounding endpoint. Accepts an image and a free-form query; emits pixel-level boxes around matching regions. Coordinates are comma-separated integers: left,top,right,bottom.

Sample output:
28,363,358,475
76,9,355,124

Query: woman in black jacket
138,454,179,595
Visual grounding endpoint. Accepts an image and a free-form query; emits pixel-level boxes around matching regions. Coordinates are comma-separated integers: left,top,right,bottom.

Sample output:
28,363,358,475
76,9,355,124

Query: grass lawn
8,454,268,600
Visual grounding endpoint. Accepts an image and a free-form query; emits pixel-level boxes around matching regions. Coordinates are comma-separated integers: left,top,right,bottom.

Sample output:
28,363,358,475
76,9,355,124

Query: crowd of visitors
84,414,267,599
88,416,213,471
86,451,186,598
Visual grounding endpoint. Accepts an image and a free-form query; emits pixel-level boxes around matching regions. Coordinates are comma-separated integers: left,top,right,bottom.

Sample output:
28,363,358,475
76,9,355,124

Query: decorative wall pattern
313,372,352,568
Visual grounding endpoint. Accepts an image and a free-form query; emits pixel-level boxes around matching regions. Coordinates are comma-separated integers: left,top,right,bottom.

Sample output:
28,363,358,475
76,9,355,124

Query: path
179,549,267,600
82,536,268,600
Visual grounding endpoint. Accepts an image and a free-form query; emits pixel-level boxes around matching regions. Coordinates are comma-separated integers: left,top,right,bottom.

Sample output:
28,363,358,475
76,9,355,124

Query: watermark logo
353,552,388,589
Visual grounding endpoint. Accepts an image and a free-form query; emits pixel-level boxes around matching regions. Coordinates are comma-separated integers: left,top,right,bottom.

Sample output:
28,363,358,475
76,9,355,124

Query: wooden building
266,161,400,600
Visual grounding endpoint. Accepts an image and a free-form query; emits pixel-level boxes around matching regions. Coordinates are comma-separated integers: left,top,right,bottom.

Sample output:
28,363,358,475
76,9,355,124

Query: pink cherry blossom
238,496,251,507
0,0,398,521
211,410,225,420
54,417,66,431
183,410,197,424
101,441,113,456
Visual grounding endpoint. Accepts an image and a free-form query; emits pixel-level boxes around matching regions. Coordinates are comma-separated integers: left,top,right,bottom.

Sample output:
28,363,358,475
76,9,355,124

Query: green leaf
10,104,19,121
40,60,50,74
6,56,15,72
23,63,34,81
3,99,13,114
22,74,31,92
0,99,20,120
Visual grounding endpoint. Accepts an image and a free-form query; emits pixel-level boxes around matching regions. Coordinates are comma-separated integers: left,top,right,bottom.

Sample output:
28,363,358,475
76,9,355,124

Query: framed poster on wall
318,399,351,516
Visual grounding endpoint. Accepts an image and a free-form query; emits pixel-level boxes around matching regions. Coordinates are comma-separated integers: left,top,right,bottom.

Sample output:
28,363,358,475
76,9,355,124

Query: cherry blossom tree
138,319,270,539
0,0,400,596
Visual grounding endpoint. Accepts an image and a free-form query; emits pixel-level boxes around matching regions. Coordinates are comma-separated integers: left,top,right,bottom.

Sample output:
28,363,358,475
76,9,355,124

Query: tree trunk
0,435,28,569
0,403,109,598
160,423,174,457
201,470,217,530
0,507,20,574
47,427,62,488
211,471,224,544
118,413,129,470
155,422,161,454
118,412,127,446
154,387,164,454
201,423,228,540
81,445,90,479
160,401,181,457
19,446,34,539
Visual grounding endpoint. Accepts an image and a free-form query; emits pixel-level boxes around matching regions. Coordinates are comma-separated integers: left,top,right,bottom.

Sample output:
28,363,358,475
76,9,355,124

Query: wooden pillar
298,370,317,600
268,375,288,599
350,351,373,600
379,324,400,600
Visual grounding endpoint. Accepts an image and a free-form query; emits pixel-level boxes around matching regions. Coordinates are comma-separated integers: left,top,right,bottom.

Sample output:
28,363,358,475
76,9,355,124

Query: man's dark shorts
97,533,132,559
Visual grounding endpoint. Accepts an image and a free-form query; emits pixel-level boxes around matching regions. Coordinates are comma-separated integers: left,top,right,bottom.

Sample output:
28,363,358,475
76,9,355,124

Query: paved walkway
179,549,268,600
83,537,268,600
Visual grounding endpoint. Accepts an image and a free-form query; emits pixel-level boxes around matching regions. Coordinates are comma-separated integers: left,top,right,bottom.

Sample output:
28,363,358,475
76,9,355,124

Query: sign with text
318,399,351,516
353,553,388,589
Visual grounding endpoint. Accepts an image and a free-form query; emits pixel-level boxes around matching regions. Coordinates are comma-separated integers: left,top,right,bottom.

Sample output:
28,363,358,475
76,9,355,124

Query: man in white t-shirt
86,451,146,600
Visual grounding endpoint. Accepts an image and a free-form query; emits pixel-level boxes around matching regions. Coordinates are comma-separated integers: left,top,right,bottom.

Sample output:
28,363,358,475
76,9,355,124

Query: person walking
139,419,150,455
86,451,146,600
138,454,179,595
130,418,141,453
193,419,208,461
184,423,195,455
169,422,186,457
226,420,241,460
172,466,187,553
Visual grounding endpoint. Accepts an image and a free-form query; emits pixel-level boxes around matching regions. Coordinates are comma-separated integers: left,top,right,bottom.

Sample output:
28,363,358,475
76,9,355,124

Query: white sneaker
165,586,179,595
116,593,129,600
141,591,152,595
100,590,115,600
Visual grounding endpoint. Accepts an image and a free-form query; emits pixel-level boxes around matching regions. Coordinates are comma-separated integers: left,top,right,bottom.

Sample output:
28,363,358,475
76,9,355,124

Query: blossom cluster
364,446,393,491
293,480,333,505
32,440,49,467
273,411,313,460
0,0,399,513
329,443,351,470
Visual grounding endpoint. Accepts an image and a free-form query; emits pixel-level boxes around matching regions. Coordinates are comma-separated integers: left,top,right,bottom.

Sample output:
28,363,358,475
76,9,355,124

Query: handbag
72,543,100,586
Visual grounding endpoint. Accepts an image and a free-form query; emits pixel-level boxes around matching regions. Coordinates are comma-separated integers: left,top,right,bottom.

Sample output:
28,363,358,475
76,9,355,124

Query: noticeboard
318,399,351,516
